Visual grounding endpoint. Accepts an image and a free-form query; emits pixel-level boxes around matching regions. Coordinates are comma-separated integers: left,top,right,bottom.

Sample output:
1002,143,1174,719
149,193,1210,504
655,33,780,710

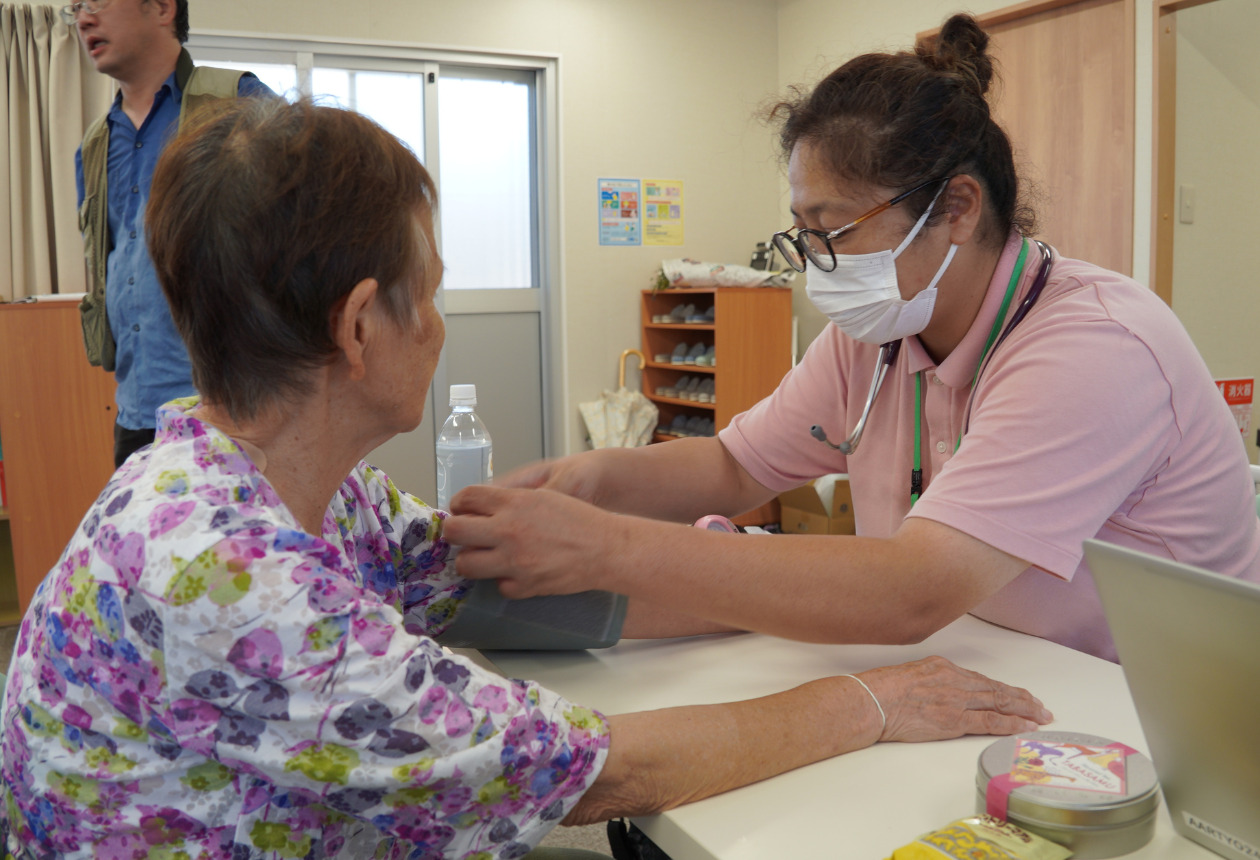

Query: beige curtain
2,3,111,301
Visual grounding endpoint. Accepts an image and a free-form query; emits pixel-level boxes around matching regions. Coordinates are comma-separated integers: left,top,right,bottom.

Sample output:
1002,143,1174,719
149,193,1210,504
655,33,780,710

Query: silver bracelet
842,674,886,738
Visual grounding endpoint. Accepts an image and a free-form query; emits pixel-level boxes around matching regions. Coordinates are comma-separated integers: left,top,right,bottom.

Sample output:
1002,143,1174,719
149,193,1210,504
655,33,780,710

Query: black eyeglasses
771,175,952,273
59,0,113,25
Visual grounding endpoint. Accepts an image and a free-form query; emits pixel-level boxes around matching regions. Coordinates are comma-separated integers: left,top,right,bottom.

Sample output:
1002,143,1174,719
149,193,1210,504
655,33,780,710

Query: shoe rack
640,287,793,443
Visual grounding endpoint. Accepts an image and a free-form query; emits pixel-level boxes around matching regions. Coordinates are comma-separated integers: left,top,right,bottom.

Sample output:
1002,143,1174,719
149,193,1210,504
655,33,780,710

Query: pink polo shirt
721,233,1260,661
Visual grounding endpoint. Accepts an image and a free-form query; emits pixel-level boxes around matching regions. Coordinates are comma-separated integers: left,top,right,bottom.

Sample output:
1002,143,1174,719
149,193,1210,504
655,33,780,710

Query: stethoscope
811,238,1055,457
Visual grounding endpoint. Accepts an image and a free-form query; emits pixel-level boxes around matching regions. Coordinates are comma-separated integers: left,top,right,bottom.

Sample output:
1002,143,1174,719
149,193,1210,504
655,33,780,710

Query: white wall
54,0,1249,455
191,0,785,453
774,0,1011,349
1171,0,1260,461
774,0,1167,351
41,0,785,453
774,0,1256,460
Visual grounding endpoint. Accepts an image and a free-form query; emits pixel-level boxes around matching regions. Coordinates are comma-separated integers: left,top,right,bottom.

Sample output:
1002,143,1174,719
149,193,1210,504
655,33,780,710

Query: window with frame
188,44,541,292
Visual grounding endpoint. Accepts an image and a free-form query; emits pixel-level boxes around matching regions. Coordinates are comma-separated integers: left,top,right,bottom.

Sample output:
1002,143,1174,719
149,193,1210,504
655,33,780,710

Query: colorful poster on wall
1216,377,1254,437
598,178,641,246
644,179,684,245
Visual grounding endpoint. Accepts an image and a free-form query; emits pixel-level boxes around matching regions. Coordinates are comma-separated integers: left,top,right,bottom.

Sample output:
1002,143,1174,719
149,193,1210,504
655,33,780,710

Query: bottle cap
449,384,477,407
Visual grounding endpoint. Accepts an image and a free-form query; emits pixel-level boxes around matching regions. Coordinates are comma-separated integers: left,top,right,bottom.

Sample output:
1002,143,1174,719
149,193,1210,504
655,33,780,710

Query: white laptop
1083,540,1260,860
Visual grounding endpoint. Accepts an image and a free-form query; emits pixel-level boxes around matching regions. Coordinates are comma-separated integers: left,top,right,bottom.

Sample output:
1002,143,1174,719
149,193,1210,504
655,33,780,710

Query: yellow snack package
885,815,1073,860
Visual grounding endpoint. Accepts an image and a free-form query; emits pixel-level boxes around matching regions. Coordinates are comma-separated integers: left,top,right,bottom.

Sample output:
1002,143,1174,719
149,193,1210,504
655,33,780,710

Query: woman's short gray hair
146,97,438,422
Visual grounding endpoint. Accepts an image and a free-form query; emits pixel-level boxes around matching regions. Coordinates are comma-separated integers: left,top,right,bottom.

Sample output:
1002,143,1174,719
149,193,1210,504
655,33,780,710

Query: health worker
445,14,1260,662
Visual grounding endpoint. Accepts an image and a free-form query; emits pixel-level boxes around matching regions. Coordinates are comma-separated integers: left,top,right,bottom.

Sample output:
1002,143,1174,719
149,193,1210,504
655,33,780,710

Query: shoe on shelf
701,417,716,436
670,376,692,399
685,342,707,365
668,415,688,436
656,303,684,324
704,344,716,366
686,305,713,324
669,303,695,324
670,342,689,365
684,376,702,401
684,415,706,436
698,378,715,403
701,306,716,323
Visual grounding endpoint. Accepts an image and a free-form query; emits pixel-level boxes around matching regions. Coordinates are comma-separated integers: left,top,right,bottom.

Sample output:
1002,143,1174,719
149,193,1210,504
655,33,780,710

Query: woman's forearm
564,656,1050,825
565,674,879,824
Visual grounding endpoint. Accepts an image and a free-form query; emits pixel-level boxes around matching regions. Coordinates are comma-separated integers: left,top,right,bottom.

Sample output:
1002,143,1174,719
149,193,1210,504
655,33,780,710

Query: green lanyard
910,239,1030,506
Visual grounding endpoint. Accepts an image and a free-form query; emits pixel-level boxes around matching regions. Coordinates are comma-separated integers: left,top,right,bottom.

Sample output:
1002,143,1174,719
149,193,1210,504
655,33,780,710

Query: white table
481,615,1216,860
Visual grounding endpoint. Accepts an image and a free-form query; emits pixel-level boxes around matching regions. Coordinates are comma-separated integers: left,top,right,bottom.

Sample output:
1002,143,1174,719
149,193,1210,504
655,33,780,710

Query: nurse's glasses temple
772,175,953,273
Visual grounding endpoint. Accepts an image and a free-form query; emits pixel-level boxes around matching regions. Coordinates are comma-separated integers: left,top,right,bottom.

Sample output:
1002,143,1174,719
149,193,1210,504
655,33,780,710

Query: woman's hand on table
858,655,1053,743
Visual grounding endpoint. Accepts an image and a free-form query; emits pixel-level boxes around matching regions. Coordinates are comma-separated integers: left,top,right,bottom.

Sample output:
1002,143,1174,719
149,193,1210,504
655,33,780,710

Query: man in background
68,0,274,467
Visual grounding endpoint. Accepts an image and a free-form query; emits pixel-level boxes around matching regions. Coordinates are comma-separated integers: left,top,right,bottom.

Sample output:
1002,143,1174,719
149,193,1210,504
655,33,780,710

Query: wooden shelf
644,323,716,332
645,361,715,374
647,394,716,411
653,432,712,443
0,508,8,522
640,287,792,452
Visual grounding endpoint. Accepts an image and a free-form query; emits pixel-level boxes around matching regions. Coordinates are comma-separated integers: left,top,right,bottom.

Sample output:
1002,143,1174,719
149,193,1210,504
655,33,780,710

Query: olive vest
78,49,244,370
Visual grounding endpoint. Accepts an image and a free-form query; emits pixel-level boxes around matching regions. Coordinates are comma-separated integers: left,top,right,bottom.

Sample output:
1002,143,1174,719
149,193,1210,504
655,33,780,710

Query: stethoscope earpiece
811,424,855,454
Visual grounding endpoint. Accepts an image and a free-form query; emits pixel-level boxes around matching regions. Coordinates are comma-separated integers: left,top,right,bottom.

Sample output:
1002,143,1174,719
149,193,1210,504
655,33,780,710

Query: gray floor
536,822,612,854
0,623,611,855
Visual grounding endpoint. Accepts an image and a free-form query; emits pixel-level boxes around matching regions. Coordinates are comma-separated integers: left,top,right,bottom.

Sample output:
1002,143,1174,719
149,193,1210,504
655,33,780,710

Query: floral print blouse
0,398,609,859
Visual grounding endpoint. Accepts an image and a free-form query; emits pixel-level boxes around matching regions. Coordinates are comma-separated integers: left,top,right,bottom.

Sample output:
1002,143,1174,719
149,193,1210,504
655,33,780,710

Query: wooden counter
0,301,115,615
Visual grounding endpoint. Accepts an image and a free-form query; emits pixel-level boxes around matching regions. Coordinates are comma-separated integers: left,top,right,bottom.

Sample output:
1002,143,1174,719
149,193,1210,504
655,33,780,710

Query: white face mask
805,186,958,344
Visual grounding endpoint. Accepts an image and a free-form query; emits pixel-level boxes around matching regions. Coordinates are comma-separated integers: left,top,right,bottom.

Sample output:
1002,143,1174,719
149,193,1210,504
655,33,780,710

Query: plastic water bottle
436,384,493,510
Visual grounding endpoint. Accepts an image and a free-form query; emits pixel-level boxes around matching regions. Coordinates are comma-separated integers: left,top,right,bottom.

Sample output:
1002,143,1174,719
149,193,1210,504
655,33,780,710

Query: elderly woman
0,98,1049,860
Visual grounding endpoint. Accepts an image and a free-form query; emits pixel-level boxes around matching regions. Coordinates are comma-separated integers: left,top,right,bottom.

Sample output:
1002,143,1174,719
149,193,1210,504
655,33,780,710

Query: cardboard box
779,474,855,535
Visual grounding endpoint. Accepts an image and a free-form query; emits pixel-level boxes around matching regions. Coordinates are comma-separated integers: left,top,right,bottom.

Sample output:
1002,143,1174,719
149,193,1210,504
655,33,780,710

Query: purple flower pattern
0,398,609,859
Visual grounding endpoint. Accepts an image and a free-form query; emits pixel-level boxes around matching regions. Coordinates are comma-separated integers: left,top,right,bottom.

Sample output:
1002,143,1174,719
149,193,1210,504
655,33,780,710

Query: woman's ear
945,174,985,246
331,278,380,381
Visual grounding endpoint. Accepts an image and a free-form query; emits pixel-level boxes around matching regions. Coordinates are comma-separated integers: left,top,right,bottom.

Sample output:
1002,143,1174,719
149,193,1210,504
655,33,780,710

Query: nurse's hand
859,656,1054,742
491,455,601,504
446,484,635,598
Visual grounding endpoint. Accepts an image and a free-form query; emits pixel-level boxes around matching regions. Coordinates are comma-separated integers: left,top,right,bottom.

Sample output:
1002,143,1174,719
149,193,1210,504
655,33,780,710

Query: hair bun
926,13,994,96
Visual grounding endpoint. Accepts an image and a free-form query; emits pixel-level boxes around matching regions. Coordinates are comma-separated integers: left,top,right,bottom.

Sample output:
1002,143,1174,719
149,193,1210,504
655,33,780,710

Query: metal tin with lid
975,730,1160,859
